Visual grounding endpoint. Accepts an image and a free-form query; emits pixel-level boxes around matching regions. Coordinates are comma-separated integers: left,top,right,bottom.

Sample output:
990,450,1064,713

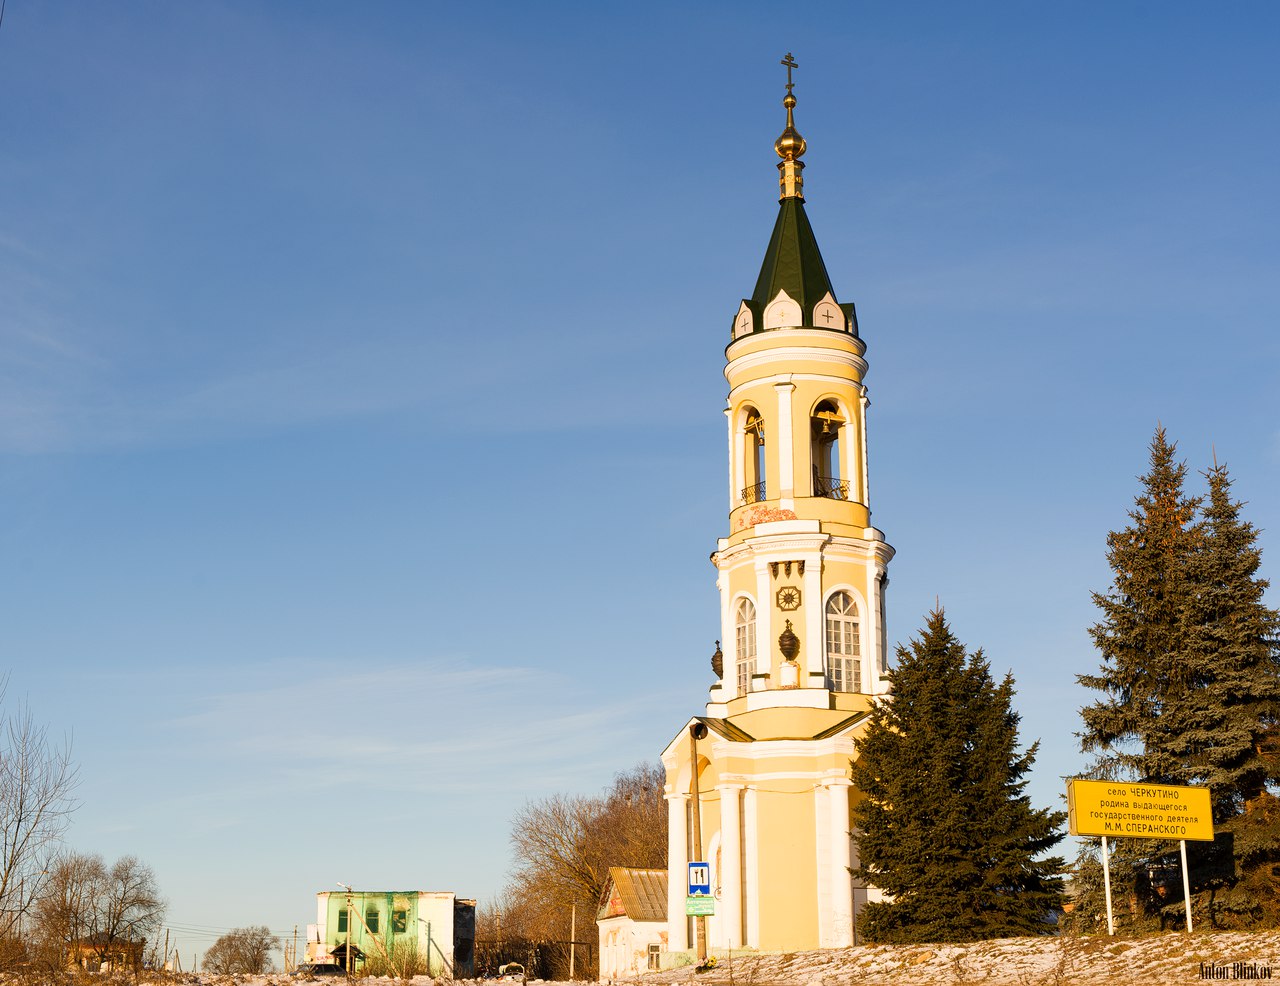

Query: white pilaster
869,566,888,691
743,786,760,948
716,784,743,950
843,404,859,503
804,556,824,680
858,390,871,507
717,572,730,698
725,406,736,511
814,784,832,946
828,780,855,946
774,378,795,498
865,556,879,694
666,793,690,951
755,559,772,685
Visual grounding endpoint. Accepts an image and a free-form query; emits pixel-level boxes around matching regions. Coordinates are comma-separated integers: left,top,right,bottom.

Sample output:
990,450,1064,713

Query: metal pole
570,902,576,980
1180,839,1194,933
690,722,708,963
346,890,354,976
1101,836,1115,936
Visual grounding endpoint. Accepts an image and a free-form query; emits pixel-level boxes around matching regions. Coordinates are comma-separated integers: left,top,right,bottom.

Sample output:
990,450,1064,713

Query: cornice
716,531,894,568
715,533,832,568
724,344,868,384
727,328,867,363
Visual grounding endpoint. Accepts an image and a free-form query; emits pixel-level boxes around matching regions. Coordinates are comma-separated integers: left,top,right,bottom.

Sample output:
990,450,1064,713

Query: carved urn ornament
778,620,800,662
711,640,723,679
778,620,801,688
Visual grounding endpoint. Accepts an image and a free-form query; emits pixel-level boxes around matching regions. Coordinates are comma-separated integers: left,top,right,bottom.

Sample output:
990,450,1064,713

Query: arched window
741,408,766,504
735,598,757,695
811,400,847,499
825,591,861,692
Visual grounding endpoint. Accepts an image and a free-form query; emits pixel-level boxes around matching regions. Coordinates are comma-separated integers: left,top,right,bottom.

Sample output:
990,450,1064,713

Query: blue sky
2,0,1278,960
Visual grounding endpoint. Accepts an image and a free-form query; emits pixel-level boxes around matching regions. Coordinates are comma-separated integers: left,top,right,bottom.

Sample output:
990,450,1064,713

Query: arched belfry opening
741,408,766,504
811,399,847,499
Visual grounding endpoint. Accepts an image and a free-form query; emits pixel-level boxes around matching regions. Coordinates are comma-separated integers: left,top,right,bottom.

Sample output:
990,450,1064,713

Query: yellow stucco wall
755,782,819,951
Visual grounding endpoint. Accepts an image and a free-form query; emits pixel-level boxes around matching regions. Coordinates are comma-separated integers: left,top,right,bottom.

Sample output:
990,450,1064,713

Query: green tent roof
750,197,837,314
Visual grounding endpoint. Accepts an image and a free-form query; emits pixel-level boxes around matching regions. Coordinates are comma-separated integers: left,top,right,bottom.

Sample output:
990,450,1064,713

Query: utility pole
338,883,355,976
292,925,298,972
569,902,576,980
690,722,709,963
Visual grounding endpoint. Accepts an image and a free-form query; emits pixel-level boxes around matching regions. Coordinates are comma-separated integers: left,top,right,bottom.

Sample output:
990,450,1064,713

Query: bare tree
33,852,164,971
202,925,280,974
501,763,666,978
97,855,164,964
0,684,78,945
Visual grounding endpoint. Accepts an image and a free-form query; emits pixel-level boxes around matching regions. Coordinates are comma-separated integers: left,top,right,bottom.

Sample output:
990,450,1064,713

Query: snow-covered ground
145,932,1280,986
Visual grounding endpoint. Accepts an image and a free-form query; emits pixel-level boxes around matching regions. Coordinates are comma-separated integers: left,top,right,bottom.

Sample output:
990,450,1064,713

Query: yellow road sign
1068,779,1214,841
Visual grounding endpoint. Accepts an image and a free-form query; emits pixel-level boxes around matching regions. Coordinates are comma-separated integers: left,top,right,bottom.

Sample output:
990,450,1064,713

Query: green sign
685,896,715,916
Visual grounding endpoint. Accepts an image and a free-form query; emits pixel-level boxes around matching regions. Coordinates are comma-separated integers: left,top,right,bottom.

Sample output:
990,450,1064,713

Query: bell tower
712,54,893,715
662,55,894,956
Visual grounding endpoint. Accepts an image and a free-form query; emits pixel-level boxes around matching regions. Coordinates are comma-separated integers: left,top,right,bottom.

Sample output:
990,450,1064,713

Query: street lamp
417,917,432,976
337,883,354,976
689,722,709,963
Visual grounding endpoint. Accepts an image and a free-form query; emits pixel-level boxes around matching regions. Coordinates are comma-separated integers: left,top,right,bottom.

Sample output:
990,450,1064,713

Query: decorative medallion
776,586,801,611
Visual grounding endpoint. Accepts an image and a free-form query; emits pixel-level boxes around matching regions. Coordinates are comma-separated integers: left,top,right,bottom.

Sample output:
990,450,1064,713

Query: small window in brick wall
365,908,379,934
392,910,408,934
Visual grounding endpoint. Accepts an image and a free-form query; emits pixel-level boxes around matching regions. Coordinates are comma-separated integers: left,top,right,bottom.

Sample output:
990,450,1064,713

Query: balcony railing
814,475,851,500
741,481,766,504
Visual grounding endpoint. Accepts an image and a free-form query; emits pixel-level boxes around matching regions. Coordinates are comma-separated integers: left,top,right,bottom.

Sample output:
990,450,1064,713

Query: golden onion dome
774,93,807,161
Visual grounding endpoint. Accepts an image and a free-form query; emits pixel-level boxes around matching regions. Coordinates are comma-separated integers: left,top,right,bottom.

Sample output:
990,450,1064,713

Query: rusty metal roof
598,867,667,923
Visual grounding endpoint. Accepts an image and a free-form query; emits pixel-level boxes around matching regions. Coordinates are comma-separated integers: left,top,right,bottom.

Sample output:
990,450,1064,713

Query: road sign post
1067,780,1213,935
686,861,715,917
688,862,711,897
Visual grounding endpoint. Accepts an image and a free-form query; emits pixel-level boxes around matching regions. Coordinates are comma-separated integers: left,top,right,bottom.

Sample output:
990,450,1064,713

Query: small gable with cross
733,301,756,338
813,292,844,331
764,289,802,330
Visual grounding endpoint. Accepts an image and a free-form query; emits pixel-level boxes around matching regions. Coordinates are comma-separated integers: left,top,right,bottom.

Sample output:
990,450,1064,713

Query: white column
828,780,854,946
804,552,824,682
774,378,795,500
875,565,888,689
725,406,737,512
864,557,879,694
715,571,730,702
742,786,760,948
858,390,871,508
843,399,859,503
666,792,689,951
755,560,772,687
814,784,832,946
716,784,743,950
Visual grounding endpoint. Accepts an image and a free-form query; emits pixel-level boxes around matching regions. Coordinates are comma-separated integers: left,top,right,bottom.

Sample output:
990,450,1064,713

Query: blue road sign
688,861,711,896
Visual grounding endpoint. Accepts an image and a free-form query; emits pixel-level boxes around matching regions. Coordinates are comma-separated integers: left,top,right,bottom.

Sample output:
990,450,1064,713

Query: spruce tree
851,609,1066,943
1180,462,1280,926
1077,432,1280,929
1076,428,1203,929
1078,426,1201,785
1179,462,1280,811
